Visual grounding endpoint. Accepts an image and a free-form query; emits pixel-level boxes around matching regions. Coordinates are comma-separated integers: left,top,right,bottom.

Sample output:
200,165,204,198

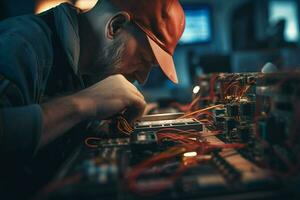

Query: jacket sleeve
0,15,53,162
0,75,43,162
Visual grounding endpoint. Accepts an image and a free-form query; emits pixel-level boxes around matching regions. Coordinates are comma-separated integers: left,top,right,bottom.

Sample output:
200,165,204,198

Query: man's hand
40,74,145,146
73,74,146,122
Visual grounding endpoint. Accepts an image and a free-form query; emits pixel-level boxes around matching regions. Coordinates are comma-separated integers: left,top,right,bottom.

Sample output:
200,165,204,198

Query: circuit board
37,72,300,200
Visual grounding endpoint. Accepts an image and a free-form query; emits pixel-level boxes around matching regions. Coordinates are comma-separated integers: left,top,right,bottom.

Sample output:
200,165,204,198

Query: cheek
120,39,141,73
126,37,139,57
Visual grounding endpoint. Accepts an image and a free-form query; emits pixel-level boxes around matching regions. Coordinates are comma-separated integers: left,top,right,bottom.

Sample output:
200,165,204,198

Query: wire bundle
84,116,134,149
126,128,245,195
220,77,256,103
116,115,134,135
179,104,224,120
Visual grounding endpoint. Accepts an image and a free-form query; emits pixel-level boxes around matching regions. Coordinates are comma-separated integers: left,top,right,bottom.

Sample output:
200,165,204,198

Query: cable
209,74,219,100
178,104,224,119
116,115,134,135
126,137,246,195
85,137,101,148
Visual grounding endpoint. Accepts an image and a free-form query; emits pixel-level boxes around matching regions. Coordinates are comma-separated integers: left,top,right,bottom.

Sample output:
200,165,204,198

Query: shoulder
0,14,52,44
0,14,54,79
0,14,53,60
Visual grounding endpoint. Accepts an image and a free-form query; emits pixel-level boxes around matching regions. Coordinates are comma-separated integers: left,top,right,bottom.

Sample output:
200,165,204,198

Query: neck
78,13,102,75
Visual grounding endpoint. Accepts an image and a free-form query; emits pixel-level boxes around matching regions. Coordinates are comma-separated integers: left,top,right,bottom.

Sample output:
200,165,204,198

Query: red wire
126,133,246,195
84,137,101,148
209,74,218,100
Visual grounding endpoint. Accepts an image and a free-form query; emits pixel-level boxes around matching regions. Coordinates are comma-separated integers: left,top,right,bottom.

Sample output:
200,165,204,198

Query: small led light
183,151,197,157
137,134,147,141
239,98,248,102
193,86,201,94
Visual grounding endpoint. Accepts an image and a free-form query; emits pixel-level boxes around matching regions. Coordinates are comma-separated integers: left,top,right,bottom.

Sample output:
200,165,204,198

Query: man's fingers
123,95,146,123
113,74,144,100
121,76,146,122
126,82,145,100
128,88,144,101
76,74,147,122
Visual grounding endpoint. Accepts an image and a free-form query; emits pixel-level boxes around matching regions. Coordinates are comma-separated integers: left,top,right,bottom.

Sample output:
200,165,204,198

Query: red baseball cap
111,0,186,84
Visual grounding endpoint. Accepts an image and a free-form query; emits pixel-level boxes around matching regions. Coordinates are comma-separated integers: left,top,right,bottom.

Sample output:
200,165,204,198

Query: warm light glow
183,151,197,157
75,0,97,11
35,0,70,14
35,0,98,14
193,86,201,94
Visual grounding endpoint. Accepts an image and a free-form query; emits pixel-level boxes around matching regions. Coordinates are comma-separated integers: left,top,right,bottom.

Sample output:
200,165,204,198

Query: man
0,0,184,176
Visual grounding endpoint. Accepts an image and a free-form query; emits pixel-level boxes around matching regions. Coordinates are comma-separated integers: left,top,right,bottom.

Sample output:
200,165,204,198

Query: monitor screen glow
269,0,299,42
179,6,212,44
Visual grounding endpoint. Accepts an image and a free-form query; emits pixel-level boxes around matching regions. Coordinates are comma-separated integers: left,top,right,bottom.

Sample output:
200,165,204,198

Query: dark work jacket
0,2,84,162
0,3,87,198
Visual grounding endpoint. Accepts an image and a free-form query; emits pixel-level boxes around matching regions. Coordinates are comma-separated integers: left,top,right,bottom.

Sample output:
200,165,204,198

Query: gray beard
90,36,126,81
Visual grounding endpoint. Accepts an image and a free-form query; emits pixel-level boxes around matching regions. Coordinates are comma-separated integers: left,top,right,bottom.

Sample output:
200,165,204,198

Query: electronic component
237,123,252,142
226,103,239,117
240,101,255,120
134,118,203,132
213,107,226,116
130,131,158,152
225,117,237,135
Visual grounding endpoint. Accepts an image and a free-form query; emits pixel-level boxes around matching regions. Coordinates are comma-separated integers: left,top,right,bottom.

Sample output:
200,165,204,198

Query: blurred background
1,0,300,101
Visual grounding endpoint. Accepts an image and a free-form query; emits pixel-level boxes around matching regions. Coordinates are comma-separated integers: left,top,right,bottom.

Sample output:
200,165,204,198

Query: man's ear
106,12,131,39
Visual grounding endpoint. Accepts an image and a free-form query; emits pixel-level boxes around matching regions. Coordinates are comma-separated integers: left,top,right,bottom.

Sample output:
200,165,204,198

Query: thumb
123,98,146,124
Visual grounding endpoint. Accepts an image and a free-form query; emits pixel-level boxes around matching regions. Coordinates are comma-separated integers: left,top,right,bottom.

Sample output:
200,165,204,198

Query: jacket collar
53,3,80,75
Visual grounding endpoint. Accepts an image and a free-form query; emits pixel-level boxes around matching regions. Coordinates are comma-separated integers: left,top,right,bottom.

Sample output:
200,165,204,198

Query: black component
181,165,227,195
225,117,237,133
258,116,286,145
240,101,255,120
215,115,226,129
227,104,239,117
130,131,158,152
213,108,226,116
212,152,241,183
238,124,252,142
215,116,226,123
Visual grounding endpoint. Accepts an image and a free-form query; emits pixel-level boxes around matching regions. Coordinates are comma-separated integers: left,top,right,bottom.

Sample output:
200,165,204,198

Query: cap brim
146,35,179,84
